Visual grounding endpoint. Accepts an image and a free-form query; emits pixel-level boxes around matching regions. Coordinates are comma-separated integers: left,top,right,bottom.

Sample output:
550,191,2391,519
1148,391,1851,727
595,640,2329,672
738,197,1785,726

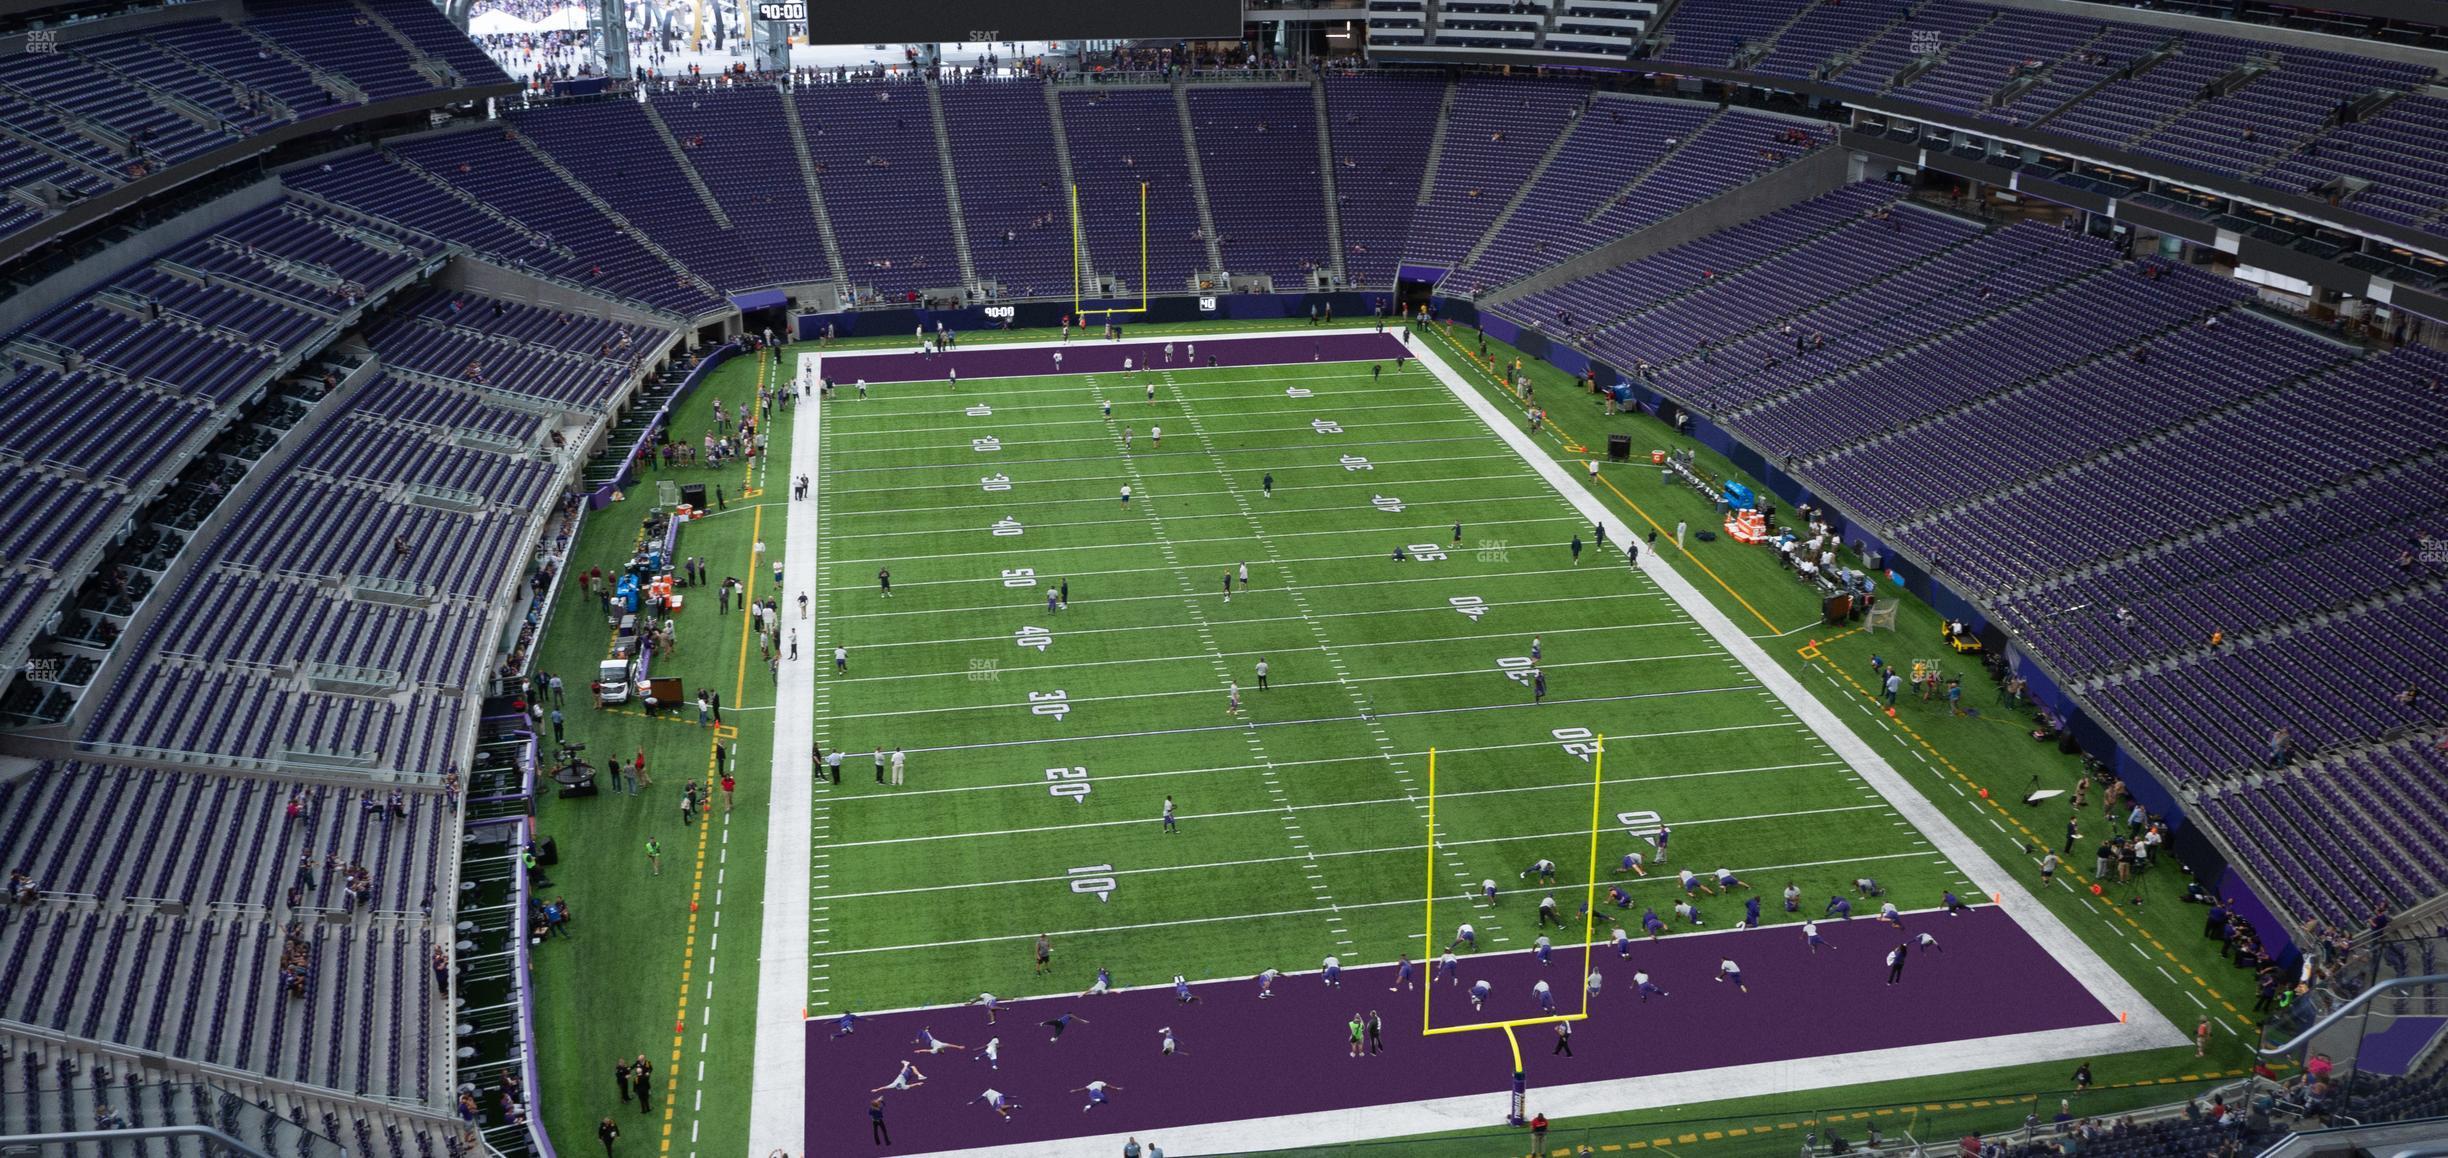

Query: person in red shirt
1529,1112,1548,1150
719,773,737,813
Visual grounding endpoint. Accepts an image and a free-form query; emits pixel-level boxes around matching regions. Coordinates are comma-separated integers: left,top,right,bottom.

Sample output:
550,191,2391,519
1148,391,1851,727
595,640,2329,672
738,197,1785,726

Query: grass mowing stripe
807,849,1943,961
805,354,1978,1043
826,450,1531,491
845,610,1692,656
806,801,1899,900
826,756,1848,804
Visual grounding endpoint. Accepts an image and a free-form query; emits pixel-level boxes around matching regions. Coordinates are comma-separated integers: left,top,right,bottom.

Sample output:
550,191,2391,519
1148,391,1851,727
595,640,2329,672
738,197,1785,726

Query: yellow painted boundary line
659,723,736,1154
1791,639,2265,1031
1419,323,1789,636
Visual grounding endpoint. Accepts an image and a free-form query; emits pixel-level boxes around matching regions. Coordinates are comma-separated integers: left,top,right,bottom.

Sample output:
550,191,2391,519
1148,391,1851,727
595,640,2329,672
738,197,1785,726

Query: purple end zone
813,332,1412,384
808,907,2114,1153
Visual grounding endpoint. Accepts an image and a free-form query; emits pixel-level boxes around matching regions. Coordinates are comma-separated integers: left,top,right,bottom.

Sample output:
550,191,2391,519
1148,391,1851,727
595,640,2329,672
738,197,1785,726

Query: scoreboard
776,0,1245,44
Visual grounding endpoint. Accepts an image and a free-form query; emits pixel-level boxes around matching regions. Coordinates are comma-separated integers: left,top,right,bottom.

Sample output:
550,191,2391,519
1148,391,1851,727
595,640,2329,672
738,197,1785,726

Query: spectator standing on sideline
869,1098,888,1145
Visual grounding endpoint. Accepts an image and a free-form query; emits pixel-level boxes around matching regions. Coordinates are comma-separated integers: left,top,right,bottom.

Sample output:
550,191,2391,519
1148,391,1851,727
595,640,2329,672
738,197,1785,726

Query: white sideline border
746,330,2186,1158
1412,337,2181,1034
746,355,821,1158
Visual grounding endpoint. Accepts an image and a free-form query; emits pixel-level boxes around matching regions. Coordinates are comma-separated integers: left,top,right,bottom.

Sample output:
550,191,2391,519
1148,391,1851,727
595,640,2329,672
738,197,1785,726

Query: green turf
527,348,786,1158
805,350,1980,1014
525,322,2284,1158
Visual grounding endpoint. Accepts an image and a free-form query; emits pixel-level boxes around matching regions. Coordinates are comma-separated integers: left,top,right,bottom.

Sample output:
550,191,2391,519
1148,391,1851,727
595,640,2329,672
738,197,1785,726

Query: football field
752,329,2174,1155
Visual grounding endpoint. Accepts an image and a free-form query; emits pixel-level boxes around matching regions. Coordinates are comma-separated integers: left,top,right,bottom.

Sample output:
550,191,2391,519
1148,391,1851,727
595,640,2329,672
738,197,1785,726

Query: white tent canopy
468,10,534,35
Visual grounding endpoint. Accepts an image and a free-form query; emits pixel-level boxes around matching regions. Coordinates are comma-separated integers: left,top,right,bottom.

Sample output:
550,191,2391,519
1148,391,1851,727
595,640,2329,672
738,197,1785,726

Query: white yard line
825,466,1549,520
824,415,1481,457
828,754,1845,805
1409,340,2184,1045
820,562,1693,619
843,611,1688,658
815,679,1760,725
746,353,820,1158
829,649,1723,688
825,450,1530,492
820,503,1576,548
866,700,1801,758
821,432,1503,474
807,848,1935,961
810,801,1895,900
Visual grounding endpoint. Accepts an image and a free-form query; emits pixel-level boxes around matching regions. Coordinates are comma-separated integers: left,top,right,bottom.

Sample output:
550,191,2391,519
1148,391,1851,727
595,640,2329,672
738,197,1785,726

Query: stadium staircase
2084,573,2448,701
1630,212,1993,371
1412,78,1460,211
2242,84,2399,179
923,80,982,289
350,0,457,87
1717,260,2131,419
1456,102,1600,272
1875,344,2367,533
583,364,685,491
0,1020,463,1158
1987,24,2110,115
510,134,721,301
1789,299,2263,463
0,121,118,187
1818,5,1919,84
1583,107,1727,228
1310,77,1348,287
638,101,732,229
2027,40,2178,128
774,92,850,288
1172,81,1229,286
2123,57,2274,148
1039,82,1089,281
1883,10,2002,93
146,33,297,122
70,54,235,141
1726,1,1822,71
380,152,579,262
1568,188,1902,336
237,25,367,106
1973,440,2448,607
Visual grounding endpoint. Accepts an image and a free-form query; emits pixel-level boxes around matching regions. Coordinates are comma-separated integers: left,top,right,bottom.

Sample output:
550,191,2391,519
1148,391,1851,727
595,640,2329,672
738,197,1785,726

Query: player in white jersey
1074,1080,1123,1112
913,1026,966,1054
1257,967,1282,998
1470,979,1493,1010
971,1089,1016,1119
975,1037,1000,1069
871,1061,927,1092
1717,959,1746,992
